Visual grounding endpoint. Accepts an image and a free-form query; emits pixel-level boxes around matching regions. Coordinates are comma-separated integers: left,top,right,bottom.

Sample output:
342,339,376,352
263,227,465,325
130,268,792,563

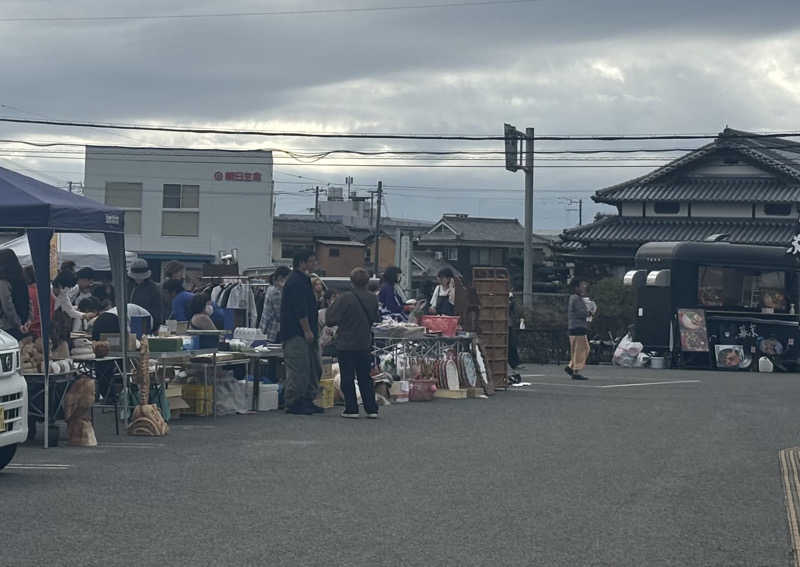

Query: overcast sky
1,0,799,231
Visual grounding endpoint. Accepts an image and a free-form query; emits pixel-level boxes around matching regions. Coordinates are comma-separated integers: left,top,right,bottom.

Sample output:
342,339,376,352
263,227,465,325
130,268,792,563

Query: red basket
420,315,460,337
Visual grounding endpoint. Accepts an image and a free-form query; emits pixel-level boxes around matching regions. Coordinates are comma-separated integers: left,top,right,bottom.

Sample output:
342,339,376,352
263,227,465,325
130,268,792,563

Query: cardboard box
314,378,335,409
434,389,468,400
390,380,409,403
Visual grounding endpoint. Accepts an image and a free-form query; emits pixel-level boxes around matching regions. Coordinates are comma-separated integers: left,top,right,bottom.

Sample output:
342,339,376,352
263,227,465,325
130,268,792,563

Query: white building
83,146,273,276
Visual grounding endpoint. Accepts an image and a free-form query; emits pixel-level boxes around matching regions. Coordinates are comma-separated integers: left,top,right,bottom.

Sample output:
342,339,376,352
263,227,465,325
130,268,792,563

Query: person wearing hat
69,267,95,307
128,259,163,329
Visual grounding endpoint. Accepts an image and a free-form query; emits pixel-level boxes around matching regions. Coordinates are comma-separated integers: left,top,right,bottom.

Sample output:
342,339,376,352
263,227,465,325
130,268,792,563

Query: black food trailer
624,241,800,370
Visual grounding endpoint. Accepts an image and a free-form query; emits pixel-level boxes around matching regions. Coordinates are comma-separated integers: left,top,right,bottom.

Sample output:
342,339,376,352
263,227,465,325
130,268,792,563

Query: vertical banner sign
399,234,412,296
50,233,59,279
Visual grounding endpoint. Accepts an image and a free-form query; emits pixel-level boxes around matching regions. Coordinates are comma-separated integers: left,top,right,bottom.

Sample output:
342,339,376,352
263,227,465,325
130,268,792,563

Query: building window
490,248,504,266
654,202,680,215
163,184,199,209
764,203,792,216
105,182,142,235
162,184,199,237
329,248,340,257
446,247,458,261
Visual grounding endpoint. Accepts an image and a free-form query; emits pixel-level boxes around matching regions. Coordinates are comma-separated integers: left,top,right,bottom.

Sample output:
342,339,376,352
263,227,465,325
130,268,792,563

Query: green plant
588,277,635,340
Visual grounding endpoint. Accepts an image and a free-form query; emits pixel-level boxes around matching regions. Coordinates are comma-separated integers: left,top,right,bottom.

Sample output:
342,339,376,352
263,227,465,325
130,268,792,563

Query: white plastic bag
612,333,644,367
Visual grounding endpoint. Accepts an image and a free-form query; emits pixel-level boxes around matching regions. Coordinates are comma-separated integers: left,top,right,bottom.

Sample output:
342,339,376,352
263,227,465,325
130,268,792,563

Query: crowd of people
0,242,601,418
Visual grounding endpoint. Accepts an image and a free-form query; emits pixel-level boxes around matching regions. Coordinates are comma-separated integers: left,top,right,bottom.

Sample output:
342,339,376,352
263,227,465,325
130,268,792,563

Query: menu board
678,308,709,352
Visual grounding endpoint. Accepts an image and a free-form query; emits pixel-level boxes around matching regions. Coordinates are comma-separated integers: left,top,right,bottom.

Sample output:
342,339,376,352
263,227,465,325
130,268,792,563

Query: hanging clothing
259,285,282,342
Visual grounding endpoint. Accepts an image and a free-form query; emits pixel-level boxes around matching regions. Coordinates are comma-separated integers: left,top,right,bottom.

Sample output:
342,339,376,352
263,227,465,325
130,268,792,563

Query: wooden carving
64,376,97,447
128,337,169,437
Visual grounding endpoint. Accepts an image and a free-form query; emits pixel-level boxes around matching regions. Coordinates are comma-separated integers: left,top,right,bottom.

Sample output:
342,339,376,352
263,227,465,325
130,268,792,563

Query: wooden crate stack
472,267,510,390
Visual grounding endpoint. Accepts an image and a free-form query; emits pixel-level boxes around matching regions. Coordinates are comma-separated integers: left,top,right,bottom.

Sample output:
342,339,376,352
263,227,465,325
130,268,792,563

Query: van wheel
0,443,18,470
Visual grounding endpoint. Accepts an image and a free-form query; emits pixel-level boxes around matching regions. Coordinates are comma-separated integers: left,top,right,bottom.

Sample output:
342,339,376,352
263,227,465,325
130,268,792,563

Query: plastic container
409,379,437,401
650,357,665,369
420,315,460,337
258,383,279,411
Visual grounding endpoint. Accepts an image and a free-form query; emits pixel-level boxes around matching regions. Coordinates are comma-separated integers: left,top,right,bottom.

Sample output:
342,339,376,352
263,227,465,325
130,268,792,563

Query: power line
3,138,800,155
0,0,542,23
4,116,800,142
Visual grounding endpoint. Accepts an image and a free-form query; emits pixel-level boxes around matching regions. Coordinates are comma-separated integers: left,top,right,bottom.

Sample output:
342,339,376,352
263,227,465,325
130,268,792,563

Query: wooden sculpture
64,375,97,447
128,337,169,437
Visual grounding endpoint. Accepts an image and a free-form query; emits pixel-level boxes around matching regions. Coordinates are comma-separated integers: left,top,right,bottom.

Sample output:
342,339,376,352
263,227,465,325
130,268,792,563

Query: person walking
566,279,591,380
259,266,290,343
326,267,380,419
128,259,163,330
280,251,323,415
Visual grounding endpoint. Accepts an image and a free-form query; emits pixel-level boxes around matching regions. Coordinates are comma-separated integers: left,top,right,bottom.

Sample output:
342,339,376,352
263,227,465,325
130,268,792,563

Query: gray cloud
1,0,799,229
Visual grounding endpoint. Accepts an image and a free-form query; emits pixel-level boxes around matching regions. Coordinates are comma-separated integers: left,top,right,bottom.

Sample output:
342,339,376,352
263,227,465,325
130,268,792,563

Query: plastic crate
420,315,460,337
182,384,214,416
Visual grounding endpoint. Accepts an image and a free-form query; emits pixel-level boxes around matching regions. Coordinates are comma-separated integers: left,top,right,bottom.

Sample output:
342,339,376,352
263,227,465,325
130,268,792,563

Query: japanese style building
559,128,800,275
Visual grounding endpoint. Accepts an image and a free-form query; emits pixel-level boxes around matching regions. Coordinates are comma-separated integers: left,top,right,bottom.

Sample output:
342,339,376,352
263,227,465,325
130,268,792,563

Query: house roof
594,128,800,205
317,240,365,247
419,213,548,245
560,215,796,247
273,217,352,240
594,177,800,204
411,250,462,279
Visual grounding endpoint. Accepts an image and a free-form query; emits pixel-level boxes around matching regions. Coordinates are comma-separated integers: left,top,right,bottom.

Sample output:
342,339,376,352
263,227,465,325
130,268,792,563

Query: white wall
620,202,643,216
691,203,752,218
84,146,273,269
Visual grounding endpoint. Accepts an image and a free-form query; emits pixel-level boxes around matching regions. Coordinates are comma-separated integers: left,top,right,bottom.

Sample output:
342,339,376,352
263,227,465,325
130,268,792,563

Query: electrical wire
0,0,543,23
3,116,800,141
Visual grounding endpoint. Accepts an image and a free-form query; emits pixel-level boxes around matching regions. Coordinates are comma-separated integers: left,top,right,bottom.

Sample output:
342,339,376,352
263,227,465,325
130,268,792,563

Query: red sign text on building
214,171,262,182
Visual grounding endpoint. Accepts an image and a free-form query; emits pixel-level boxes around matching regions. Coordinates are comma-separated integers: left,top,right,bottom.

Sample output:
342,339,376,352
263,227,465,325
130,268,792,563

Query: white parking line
599,380,701,388
7,464,71,470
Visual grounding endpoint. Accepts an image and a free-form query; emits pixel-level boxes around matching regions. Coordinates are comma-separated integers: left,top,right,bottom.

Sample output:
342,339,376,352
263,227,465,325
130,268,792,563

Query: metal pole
523,128,534,308
314,186,320,219
579,199,583,225
374,181,383,275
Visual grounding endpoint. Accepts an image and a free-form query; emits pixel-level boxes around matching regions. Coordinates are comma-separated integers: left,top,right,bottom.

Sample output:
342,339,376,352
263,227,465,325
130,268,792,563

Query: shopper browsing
566,279,592,380
259,266,290,343
280,251,324,415
325,267,380,419
188,293,217,330
52,273,94,332
429,268,456,316
128,259,163,329
69,267,95,306
0,249,31,340
163,278,194,322
378,266,407,319
160,260,185,322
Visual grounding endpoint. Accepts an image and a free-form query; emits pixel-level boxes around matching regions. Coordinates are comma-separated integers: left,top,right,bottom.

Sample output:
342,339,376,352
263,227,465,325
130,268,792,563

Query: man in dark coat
128,259,163,330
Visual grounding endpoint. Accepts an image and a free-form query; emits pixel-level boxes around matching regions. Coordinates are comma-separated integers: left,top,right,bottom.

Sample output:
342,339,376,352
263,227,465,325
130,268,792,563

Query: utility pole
504,123,535,308
68,181,73,193
314,186,320,219
561,197,583,226
374,181,383,276
578,198,583,225
522,128,534,308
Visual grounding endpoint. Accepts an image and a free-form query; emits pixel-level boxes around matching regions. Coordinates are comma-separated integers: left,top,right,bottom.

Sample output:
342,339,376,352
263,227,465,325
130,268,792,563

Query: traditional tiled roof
273,217,352,240
594,177,800,204
594,128,800,204
560,215,796,247
411,250,462,279
419,214,550,246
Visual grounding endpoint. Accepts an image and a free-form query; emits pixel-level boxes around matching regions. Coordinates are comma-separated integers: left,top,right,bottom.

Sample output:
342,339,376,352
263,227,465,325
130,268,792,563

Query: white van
0,330,27,470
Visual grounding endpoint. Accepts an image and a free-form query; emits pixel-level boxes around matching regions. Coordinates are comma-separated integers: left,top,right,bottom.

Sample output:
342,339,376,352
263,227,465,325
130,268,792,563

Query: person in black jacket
280,250,323,415
128,259,163,330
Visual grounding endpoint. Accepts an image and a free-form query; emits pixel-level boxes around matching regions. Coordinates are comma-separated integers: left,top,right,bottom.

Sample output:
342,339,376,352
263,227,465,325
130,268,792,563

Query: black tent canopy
0,166,129,447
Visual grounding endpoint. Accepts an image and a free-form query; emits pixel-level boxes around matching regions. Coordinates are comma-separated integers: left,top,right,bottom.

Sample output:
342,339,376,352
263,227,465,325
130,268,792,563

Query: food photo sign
678,308,709,352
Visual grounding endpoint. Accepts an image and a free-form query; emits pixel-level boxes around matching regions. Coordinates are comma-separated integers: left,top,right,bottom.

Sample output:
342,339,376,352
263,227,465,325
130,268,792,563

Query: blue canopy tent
0,166,129,447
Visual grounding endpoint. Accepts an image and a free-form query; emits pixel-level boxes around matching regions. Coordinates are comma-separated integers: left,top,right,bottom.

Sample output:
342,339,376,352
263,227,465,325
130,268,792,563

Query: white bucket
258,383,279,411
650,357,666,369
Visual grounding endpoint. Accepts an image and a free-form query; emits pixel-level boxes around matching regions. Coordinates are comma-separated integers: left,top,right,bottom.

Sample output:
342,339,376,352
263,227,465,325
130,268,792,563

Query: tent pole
28,230,54,448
